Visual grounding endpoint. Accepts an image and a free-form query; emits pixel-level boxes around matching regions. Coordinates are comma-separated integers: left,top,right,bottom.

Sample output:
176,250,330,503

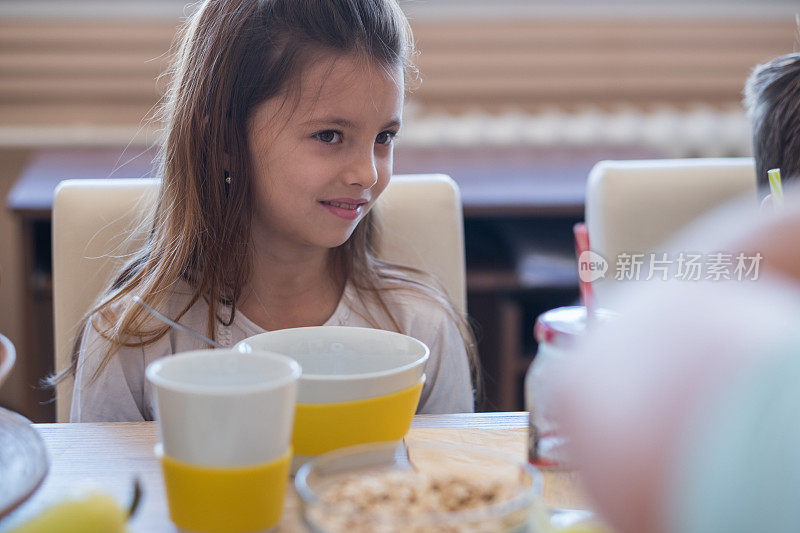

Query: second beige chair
585,157,757,305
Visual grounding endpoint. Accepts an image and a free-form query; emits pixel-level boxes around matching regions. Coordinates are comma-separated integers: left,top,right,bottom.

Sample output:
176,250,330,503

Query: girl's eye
375,131,397,145
314,130,341,144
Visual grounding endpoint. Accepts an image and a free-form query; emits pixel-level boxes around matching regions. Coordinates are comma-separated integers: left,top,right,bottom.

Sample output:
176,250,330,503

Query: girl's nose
345,151,379,189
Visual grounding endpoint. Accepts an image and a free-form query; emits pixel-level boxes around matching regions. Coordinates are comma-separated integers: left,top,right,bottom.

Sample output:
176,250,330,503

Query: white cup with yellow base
146,349,301,533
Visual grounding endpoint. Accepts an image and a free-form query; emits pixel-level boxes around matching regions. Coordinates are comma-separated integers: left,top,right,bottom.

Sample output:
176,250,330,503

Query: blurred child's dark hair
743,52,800,194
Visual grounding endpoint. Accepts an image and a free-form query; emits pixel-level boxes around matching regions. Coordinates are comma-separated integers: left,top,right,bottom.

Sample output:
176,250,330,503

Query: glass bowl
295,440,546,532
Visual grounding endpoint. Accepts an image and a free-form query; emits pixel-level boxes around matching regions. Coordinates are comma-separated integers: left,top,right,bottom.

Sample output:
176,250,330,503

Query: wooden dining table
0,412,592,532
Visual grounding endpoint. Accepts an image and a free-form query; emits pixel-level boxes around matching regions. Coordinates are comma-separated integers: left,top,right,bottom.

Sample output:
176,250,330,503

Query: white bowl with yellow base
237,326,429,403
237,326,429,465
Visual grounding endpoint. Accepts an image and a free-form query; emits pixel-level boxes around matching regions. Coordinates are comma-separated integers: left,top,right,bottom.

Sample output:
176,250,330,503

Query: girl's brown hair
51,0,479,402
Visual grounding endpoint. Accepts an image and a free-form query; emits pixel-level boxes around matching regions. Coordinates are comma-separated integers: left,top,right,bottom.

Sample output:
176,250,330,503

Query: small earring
224,171,232,198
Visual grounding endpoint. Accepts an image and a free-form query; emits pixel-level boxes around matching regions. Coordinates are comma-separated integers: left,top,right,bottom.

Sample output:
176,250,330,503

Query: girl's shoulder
382,284,448,319
345,274,455,334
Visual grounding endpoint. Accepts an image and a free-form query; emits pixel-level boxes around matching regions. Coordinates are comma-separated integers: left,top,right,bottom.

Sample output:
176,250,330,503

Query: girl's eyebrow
301,117,402,129
383,118,402,129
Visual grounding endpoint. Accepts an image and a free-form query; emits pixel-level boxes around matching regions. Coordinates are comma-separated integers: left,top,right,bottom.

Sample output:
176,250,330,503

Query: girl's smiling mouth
320,198,367,220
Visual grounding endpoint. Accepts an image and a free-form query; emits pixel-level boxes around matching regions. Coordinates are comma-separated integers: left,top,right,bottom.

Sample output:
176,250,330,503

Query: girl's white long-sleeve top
70,282,474,422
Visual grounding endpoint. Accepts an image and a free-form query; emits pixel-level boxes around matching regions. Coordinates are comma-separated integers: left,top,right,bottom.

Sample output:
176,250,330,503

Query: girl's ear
760,193,773,212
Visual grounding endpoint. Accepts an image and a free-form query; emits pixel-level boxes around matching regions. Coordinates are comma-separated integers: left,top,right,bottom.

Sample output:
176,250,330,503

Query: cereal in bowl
308,470,529,533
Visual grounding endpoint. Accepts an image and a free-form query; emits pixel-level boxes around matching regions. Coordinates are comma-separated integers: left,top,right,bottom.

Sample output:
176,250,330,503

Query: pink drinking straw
573,222,594,312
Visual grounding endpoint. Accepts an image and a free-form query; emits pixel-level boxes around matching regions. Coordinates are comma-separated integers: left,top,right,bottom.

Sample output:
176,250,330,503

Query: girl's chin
312,230,358,250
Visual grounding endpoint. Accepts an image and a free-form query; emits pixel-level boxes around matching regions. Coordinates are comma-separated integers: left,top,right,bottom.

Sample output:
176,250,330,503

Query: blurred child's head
743,52,800,195
154,0,415,299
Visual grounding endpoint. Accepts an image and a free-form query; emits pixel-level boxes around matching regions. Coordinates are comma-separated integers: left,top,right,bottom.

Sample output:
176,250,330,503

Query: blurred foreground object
9,480,140,533
553,194,800,533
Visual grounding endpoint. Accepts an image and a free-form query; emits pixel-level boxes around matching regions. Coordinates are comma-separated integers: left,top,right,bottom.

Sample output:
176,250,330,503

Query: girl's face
247,54,404,256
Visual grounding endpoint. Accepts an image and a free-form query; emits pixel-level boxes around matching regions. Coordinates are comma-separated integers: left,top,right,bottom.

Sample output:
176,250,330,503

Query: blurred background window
0,0,798,157
0,0,798,154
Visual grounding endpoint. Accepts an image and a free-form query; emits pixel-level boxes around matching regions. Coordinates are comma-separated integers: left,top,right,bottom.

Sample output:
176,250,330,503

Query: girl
56,0,477,422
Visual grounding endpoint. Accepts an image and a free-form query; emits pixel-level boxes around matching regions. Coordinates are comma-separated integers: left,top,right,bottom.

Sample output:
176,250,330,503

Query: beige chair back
585,158,757,305
0,334,15,391
53,174,465,422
